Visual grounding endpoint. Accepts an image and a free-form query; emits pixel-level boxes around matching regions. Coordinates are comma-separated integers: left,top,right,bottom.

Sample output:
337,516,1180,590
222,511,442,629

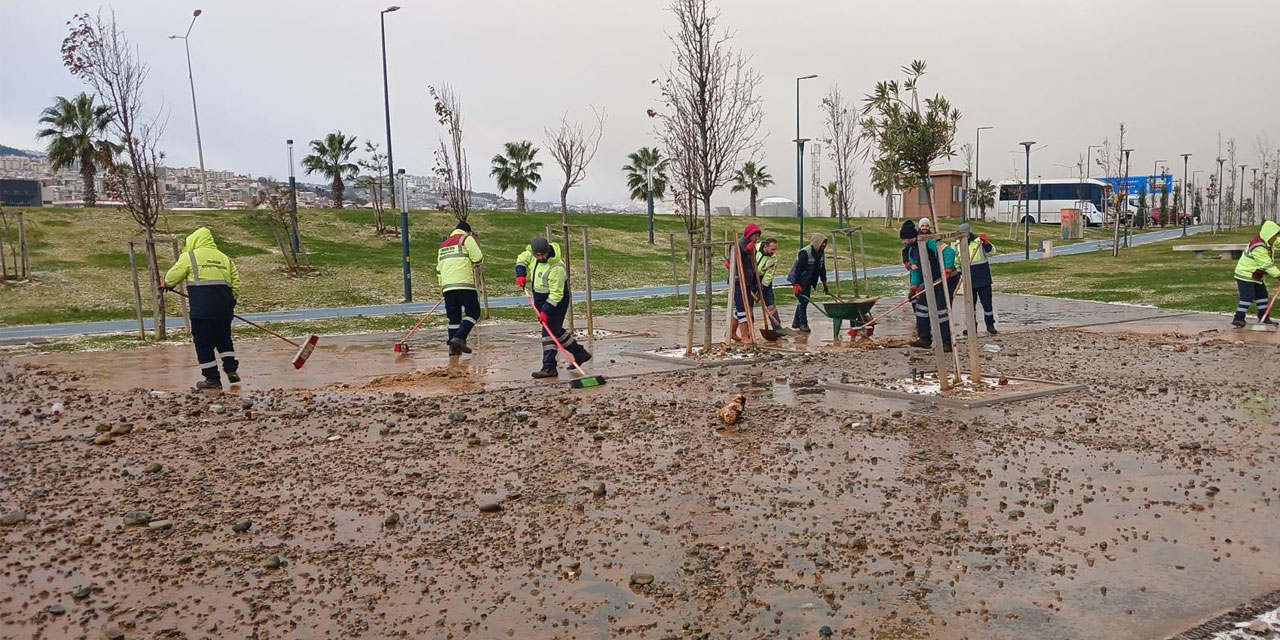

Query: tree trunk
333,176,345,209
560,185,569,225
517,186,526,212
884,190,894,228
702,194,713,349
81,163,97,207
749,188,757,217
144,225,166,340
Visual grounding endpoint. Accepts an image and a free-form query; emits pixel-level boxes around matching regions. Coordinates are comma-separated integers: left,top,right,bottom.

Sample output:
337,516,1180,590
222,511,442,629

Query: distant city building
0,179,42,206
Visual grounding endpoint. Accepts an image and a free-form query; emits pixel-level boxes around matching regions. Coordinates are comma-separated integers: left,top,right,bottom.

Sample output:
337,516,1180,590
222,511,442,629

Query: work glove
792,284,802,296
515,275,526,288
536,310,548,325
908,285,919,297
945,268,953,278
157,283,173,293
980,233,988,243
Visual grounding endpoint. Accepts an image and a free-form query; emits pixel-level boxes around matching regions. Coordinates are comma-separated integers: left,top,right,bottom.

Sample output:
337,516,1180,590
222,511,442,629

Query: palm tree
730,161,774,217
35,93,118,207
822,181,839,218
622,147,669,202
302,131,359,208
970,178,996,220
489,141,543,212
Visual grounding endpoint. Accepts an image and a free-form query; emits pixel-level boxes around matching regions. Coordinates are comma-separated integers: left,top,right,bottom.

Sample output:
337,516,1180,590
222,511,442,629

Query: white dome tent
744,196,808,218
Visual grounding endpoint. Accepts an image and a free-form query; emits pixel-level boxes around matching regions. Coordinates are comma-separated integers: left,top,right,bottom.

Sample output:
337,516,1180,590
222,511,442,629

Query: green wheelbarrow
799,294,881,340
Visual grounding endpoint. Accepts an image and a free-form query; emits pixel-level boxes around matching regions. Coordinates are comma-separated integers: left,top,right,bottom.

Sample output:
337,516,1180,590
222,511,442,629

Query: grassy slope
1,206,1111,326
994,230,1261,313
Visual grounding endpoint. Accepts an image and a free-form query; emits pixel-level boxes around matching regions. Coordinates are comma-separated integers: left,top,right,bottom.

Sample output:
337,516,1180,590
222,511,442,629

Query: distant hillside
0,144,42,158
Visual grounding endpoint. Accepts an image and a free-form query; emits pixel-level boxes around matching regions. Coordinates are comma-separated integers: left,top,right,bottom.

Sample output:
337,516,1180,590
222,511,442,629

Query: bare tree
653,0,765,348
430,84,471,222
1226,138,1238,229
357,140,389,235
820,86,858,226
1096,124,1127,256
62,10,170,339
545,109,605,224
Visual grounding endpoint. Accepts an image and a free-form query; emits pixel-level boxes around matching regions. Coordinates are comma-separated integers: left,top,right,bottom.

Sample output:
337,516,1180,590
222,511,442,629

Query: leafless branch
545,108,606,222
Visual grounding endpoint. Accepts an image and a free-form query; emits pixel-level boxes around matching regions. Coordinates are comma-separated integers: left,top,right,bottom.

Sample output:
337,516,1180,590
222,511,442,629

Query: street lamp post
1251,167,1259,225
1239,164,1248,229
287,139,299,252
972,126,993,222
646,166,655,244
1019,141,1035,260
169,9,209,208
795,74,817,245
397,169,411,302
1180,153,1191,234
380,6,401,209
1216,158,1225,231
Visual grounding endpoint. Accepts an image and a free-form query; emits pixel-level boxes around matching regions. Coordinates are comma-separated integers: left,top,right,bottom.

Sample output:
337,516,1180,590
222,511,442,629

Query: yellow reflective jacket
1234,220,1280,283
436,229,483,292
515,242,567,307
164,227,241,319
755,247,777,285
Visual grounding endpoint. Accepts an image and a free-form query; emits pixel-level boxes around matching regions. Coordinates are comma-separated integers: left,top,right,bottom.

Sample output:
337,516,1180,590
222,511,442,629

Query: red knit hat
743,223,762,239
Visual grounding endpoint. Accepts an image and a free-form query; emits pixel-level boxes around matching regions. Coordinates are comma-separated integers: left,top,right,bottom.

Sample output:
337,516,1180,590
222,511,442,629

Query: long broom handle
526,289,588,377
855,287,928,328
750,256,776,331
165,288,299,348
399,298,444,343
1263,282,1280,321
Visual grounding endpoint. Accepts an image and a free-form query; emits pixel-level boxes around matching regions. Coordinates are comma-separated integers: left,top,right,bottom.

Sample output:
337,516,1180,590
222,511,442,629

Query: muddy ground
1,297,1278,640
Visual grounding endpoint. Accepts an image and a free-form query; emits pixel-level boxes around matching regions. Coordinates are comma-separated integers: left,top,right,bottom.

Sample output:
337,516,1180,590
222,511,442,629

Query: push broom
165,289,318,369
1250,285,1280,332
525,289,605,388
394,298,444,352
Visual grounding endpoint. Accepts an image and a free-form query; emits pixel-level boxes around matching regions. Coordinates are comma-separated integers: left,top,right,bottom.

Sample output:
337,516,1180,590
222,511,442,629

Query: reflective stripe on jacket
515,242,568,309
163,227,239,320
436,229,483,291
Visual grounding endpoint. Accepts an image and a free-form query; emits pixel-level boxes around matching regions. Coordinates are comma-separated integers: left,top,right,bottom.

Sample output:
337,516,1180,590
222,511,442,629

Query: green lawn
0,206,1111,327
994,230,1261,312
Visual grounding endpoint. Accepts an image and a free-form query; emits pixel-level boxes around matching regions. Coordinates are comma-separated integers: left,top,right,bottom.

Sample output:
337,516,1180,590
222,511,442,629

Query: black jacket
787,245,827,288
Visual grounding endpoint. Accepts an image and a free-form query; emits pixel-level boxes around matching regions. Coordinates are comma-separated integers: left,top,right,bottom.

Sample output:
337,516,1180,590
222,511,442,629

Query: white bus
995,178,1112,226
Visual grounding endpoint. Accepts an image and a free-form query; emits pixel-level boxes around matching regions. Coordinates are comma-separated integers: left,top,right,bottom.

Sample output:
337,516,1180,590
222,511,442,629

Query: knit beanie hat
899,220,919,239
955,222,971,235
455,219,472,233
530,237,551,255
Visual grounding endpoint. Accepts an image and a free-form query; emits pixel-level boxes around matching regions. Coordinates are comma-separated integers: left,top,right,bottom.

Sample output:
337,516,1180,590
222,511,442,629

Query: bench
1172,244,1246,260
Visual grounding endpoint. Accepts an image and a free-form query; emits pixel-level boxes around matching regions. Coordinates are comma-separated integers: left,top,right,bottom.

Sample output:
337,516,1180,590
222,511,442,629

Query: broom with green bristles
526,290,605,388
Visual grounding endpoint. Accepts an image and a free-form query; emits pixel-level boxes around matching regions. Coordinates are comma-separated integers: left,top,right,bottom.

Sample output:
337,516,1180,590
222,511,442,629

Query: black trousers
444,289,481,343
1235,280,1270,322
972,284,996,330
912,282,952,346
192,317,237,381
541,303,589,370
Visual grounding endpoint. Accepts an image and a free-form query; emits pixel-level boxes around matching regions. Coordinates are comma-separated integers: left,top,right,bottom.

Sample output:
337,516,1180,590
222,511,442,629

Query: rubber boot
448,337,472,354
195,378,221,390
226,372,241,384
531,367,559,379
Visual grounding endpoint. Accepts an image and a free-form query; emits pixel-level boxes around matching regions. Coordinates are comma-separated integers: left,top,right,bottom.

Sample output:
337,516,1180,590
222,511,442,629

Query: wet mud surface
2,297,1278,639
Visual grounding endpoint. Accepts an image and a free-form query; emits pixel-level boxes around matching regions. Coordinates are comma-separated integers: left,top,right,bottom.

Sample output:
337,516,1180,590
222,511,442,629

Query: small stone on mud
176,553,193,564
1,510,26,526
478,501,502,513
264,554,285,569
145,462,163,473
589,481,606,497
110,423,133,436
148,519,173,530
384,512,400,527
448,412,466,423
630,572,655,586
122,511,151,526
94,433,114,445
209,404,225,415
72,586,92,600
231,519,252,533
45,604,66,615
102,629,125,640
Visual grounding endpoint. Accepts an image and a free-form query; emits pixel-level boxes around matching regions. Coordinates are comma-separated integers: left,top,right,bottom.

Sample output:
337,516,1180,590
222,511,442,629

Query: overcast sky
2,0,1278,212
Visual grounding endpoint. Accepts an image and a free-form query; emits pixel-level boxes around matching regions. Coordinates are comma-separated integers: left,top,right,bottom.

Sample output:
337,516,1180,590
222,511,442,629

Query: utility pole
1251,167,1259,225
1180,153,1191,234
287,139,299,253
646,165,655,244
795,74,817,245
380,6,401,210
1216,157,1225,232
1239,164,1247,229
397,169,411,302
1020,141,1035,260
974,126,992,221
169,9,209,208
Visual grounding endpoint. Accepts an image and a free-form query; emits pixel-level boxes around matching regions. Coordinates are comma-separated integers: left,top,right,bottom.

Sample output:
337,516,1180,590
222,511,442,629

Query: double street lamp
1019,141,1035,260
795,74,817,245
169,9,209,208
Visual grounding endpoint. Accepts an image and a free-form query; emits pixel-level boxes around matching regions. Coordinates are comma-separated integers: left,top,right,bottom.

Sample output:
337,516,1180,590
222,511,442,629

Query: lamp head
193,9,202,17
169,34,179,39
384,5,401,12
798,74,817,80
